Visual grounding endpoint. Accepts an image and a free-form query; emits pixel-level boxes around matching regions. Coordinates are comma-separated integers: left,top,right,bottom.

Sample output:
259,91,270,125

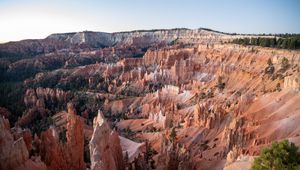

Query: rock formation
89,110,125,170
40,127,69,170
0,116,47,170
66,102,85,170
157,133,193,170
283,73,300,90
17,87,71,126
39,102,85,170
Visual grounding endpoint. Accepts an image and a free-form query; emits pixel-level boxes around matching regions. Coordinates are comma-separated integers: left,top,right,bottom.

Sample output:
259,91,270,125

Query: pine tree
170,127,177,142
270,38,276,47
265,58,275,75
251,140,300,170
267,58,273,66
281,57,289,71
124,151,129,164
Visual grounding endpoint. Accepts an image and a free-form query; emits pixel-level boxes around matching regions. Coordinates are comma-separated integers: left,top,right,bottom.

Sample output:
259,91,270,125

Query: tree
270,38,276,47
231,36,300,50
290,38,297,49
265,58,275,75
281,57,289,71
277,38,283,48
244,38,250,45
262,38,271,47
281,39,289,49
217,76,225,90
84,138,91,163
251,140,300,170
124,151,129,164
276,83,281,92
267,58,273,66
251,38,258,45
169,127,177,142
59,127,67,143
144,140,156,169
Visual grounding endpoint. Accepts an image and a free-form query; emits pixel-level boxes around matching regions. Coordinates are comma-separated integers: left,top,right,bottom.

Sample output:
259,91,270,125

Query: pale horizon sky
0,0,300,43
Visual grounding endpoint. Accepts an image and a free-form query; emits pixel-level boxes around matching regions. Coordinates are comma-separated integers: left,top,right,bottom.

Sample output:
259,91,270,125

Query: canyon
0,28,300,170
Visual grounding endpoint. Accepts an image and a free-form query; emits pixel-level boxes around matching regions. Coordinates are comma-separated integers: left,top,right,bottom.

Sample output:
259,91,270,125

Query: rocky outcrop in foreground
0,116,47,170
39,102,85,170
89,110,125,170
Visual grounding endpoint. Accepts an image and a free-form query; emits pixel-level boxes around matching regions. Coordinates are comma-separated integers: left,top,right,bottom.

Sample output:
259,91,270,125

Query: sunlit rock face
66,103,85,170
284,73,300,91
39,102,85,170
89,110,125,170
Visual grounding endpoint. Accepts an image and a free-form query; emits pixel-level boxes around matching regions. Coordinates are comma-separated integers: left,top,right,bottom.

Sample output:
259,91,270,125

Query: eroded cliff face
108,44,300,169
1,28,300,170
46,28,233,48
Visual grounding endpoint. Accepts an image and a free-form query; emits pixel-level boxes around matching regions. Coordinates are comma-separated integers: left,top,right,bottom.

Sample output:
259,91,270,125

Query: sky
0,0,300,42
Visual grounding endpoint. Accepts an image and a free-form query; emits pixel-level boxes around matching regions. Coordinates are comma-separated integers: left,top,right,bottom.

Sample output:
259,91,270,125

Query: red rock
40,127,69,170
110,131,126,170
89,110,125,170
66,102,85,170
39,103,85,170
0,107,11,119
0,116,46,170
11,128,33,152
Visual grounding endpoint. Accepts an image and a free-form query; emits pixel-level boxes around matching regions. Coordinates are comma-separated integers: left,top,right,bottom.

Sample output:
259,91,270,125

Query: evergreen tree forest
231,35,300,50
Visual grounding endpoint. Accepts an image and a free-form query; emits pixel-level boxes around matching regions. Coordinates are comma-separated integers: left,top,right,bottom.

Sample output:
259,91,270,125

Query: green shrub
265,59,275,75
281,57,289,71
251,140,300,170
169,127,177,142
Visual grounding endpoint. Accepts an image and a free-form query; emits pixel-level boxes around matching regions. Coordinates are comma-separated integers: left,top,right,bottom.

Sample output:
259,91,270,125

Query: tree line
231,36,300,50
